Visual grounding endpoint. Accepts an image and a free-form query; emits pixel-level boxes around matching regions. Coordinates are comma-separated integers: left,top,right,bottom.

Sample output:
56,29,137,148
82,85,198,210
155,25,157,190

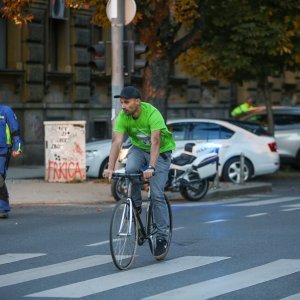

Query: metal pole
240,153,245,184
110,0,124,121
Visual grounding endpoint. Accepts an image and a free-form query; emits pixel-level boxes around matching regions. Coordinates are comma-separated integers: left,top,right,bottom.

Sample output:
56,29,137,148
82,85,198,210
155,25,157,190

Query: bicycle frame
115,174,153,245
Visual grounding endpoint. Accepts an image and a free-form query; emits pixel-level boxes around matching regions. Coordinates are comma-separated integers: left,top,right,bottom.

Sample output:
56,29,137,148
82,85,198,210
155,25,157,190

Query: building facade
1,0,299,165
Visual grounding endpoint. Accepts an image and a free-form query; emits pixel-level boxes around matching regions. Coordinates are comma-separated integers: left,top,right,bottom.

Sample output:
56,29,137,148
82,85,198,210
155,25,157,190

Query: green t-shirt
114,102,176,153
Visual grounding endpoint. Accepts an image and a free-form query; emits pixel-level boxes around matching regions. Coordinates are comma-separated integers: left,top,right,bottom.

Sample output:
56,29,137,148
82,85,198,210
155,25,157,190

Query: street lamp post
106,0,137,120
107,0,124,121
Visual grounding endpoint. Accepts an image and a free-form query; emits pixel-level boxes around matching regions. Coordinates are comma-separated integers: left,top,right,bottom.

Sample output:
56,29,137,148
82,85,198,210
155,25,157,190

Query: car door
189,122,235,167
273,114,300,159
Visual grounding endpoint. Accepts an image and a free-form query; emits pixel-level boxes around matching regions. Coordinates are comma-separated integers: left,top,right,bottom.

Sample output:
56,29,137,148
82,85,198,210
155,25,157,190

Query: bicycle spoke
110,199,138,270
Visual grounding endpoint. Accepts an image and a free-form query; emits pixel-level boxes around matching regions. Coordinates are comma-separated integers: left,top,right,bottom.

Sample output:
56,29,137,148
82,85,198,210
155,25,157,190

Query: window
0,16,6,69
168,122,189,140
191,122,233,140
91,121,109,140
274,114,300,126
47,17,69,72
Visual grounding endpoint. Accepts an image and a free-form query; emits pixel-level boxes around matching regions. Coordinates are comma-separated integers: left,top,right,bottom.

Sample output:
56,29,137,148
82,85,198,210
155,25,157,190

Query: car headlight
86,149,99,158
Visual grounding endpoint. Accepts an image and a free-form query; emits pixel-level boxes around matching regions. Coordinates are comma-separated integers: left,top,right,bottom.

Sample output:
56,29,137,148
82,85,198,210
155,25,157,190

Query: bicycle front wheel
147,195,172,260
109,199,138,270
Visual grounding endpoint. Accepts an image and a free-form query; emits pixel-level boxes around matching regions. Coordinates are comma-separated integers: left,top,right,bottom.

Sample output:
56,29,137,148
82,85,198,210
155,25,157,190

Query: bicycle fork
118,198,133,236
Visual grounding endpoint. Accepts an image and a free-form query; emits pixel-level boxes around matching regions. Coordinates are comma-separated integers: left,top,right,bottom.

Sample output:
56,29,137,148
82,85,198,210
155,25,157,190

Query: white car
86,119,280,182
86,138,131,178
86,139,111,178
237,106,300,169
167,119,279,183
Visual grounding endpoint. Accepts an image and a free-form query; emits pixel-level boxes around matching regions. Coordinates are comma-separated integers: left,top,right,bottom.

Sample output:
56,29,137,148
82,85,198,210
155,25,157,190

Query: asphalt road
1,176,300,300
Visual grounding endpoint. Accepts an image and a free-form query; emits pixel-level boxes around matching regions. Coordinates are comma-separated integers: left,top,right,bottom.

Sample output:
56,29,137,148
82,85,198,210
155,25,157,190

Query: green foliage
177,0,300,83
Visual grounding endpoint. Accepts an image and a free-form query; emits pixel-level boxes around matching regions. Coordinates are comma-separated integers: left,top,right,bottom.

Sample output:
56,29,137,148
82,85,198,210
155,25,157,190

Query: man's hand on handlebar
143,168,155,181
103,168,114,181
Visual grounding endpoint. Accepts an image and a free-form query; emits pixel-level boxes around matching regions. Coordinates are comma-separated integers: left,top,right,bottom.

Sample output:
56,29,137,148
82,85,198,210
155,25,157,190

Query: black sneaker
154,239,168,260
0,212,8,219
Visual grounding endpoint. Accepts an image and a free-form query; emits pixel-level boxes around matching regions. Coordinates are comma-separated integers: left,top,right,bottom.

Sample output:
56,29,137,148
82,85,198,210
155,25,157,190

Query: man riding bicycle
104,86,175,259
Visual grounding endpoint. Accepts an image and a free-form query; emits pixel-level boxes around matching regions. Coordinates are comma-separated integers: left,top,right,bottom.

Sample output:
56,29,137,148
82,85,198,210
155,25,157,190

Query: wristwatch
147,166,156,171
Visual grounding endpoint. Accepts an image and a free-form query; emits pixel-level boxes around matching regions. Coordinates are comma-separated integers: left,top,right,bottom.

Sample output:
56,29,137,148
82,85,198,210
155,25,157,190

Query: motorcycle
111,142,220,202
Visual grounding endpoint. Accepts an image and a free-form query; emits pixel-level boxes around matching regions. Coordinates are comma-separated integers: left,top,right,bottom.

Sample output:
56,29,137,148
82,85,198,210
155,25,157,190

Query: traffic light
124,41,148,75
87,42,110,75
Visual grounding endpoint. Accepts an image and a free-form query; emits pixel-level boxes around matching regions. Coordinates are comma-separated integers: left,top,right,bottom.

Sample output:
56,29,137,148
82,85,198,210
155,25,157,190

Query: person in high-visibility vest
0,105,23,218
231,98,254,117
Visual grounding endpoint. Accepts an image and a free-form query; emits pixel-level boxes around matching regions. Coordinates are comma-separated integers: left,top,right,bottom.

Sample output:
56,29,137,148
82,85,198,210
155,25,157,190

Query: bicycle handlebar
112,172,154,185
112,172,143,179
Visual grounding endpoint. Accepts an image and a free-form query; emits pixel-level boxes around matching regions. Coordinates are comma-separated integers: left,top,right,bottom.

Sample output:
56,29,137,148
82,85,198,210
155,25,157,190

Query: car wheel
222,157,253,183
99,157,109,178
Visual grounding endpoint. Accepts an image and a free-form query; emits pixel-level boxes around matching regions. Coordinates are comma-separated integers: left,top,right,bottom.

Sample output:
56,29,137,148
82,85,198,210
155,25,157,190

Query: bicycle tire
109,199,138,270
147,195,172,260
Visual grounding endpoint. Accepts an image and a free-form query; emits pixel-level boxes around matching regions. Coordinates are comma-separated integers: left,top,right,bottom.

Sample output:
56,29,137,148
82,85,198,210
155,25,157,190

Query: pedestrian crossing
1,195,300,298
1,253,299,299
0,255,111,288
143,259,300,300
0,253,46,265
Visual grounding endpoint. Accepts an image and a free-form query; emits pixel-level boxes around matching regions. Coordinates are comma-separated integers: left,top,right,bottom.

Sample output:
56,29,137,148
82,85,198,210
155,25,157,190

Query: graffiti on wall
44,122,86,182
47,160,84,181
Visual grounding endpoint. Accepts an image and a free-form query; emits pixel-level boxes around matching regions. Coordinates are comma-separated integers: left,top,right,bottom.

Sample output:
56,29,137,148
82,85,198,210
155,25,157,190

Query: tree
1,0,203,119
2,0,300,127
0,0,33,24
176,0,300,134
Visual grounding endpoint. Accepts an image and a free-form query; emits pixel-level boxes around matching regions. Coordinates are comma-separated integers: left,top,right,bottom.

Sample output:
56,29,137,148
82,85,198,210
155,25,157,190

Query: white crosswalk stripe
1,253,299,299
25,256,229,298
281,293,300,300
143,259,300,300
0,253,46,265
0,255,112,288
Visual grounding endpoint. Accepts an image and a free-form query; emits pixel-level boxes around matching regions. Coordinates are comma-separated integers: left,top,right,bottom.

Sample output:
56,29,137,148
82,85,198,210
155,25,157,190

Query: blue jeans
126,146,171,240
0,148,10,212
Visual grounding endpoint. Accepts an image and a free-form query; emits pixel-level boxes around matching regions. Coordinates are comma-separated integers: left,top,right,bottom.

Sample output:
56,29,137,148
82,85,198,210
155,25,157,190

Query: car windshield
226,120,270,136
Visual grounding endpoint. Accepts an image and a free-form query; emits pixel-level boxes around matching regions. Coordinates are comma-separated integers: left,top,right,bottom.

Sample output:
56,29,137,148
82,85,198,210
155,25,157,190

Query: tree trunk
141,57,171,120
259,76,274,136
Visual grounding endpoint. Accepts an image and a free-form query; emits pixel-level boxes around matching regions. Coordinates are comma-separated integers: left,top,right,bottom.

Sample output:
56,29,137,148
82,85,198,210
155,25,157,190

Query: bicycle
109,172,173,270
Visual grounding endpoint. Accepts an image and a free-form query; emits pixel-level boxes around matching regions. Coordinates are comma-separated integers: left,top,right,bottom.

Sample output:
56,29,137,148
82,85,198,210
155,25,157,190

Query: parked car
86,139,111,178
117,119,279,183
86,137,131,178
237,106,300,169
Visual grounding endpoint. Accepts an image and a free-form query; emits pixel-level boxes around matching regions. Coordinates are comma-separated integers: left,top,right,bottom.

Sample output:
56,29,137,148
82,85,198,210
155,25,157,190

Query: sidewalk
6,166,272,206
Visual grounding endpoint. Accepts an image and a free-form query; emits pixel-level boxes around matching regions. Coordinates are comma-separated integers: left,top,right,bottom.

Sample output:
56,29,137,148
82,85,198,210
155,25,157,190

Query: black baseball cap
114,86,141,99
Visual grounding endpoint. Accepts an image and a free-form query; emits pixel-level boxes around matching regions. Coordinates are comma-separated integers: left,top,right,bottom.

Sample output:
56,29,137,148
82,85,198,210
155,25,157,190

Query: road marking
26,256,229,298
173,227,184,231
281,293,300,300
225,197,299,207
245,213,269,218
0,253,46,265
0,255,112,288
86,240,109,247
143,259,300,300
86,227,185,247
204,219,228,224
282,208,300,212
281,203,300,212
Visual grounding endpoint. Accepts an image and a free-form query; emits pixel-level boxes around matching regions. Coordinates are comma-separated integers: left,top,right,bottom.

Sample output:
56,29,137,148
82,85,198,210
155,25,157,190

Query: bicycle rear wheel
147,195,172,260
109,199,138,270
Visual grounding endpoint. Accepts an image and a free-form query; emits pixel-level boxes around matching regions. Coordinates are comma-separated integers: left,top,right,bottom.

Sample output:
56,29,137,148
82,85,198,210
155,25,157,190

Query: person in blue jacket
0,105,23,218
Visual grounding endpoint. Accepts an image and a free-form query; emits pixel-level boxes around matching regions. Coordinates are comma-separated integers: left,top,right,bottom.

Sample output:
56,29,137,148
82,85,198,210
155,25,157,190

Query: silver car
238,106,300,169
